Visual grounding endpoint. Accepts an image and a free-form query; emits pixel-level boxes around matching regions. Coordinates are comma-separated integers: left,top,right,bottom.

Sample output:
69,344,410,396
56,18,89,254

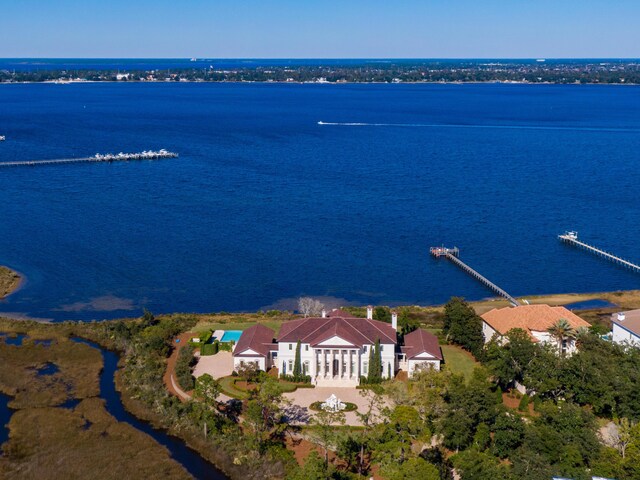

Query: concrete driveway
193,351,234,380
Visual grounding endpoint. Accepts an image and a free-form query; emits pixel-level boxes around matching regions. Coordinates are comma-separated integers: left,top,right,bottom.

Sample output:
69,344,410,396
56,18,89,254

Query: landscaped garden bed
309,401,357,412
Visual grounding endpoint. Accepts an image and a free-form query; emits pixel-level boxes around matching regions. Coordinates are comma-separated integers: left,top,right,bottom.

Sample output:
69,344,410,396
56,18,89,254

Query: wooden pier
430,246,520,306
0,150,178,168
559,231,640,274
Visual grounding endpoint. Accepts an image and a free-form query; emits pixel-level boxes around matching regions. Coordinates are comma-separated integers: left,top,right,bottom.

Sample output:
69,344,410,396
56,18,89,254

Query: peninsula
0,266,21,299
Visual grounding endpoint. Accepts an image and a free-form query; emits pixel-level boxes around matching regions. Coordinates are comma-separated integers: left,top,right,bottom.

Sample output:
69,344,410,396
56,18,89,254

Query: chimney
617,312,626,322
321,309,326,318
391,311,398,331
366,305,373,320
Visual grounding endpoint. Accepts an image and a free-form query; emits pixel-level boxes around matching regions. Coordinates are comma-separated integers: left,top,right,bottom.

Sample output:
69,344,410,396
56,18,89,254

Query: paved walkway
284,386,380,426
163,332,199,401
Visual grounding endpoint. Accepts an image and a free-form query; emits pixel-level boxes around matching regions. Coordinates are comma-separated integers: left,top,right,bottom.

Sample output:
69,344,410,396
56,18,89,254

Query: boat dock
430,246,520,306
0,149,178,168
559,231,640,273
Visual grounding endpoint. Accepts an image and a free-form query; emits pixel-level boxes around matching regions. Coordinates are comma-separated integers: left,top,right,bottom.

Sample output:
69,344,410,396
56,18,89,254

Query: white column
339,350,344,378
323,350,327,377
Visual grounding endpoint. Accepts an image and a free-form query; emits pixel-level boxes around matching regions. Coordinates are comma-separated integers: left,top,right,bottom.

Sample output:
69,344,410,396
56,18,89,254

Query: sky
1,0,638,58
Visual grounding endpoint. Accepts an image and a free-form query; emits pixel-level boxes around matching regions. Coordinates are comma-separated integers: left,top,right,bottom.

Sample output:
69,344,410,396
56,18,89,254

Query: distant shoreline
0,80,638,86
0,287,635,324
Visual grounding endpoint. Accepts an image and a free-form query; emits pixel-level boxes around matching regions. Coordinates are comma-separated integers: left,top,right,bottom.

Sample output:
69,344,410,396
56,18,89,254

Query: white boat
0,136,5,141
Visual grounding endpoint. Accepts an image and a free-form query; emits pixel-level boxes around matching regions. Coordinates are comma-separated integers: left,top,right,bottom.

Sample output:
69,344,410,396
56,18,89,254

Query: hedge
309,401,357,412
175,344,195,391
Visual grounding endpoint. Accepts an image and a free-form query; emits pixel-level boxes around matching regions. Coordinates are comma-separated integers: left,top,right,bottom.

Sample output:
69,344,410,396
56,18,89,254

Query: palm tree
547,318,577,356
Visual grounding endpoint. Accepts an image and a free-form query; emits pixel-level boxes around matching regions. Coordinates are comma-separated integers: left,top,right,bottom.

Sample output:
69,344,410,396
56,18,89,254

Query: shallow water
563,299,618,310
0,333,27,346
0,392,10,452
0,83,639,321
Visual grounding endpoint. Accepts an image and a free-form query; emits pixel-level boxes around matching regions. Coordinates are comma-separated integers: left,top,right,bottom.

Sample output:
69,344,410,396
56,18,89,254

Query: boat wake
317,121,640,133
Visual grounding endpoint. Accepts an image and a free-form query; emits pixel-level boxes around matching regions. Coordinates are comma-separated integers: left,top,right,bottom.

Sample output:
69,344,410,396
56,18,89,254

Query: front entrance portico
314,347,360,387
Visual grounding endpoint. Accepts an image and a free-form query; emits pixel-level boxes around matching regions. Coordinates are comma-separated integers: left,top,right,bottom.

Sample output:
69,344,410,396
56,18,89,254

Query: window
303,361,309,374
380,345,384,352
363,345,367,353
363,361,368,376
305,344,309,351
289,343,293,350
288,360,293,371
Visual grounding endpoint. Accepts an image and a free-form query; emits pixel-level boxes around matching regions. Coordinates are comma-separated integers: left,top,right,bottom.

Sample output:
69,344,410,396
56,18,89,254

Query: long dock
0,149,178,168
430,246,520,306
559,231,640,273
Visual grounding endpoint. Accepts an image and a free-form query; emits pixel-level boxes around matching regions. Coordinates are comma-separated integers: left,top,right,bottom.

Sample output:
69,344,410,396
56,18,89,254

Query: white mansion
233,307,442,386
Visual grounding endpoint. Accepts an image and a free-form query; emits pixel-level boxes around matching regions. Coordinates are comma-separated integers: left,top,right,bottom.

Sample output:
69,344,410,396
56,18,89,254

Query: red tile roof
233,324,276,358
277,314,397,347
402,329,443,360
481,304,590,339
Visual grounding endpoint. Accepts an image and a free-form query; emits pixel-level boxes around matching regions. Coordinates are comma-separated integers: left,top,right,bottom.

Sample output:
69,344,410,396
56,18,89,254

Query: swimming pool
220,330,242,343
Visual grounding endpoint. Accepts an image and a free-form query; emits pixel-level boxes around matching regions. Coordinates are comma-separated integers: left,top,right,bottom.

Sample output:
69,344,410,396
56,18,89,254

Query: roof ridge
364,317,396,344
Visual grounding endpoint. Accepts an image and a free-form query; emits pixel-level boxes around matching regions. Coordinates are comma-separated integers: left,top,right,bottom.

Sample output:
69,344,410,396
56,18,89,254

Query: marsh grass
0,398,189,479
0,336,101,408
0,322,190,479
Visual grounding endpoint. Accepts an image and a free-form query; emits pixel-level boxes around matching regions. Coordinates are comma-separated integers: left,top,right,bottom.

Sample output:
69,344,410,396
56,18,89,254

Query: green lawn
218,376,249,399
192,320,284,335
440,344,479,381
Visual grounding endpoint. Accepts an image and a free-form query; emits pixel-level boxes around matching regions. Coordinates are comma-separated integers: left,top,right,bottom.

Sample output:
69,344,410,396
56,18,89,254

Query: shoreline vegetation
0,266,21,299
2,60,640,85
0,287,639,479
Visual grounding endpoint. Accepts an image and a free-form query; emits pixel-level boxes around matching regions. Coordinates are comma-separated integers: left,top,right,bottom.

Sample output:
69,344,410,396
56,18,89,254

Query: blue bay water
0,82,639,321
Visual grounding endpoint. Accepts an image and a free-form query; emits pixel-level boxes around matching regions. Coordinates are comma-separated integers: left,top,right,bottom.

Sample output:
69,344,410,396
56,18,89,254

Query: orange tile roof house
481,304,590,354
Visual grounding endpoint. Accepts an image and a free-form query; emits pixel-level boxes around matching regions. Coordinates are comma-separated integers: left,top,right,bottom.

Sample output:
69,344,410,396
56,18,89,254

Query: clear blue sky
1,0,638,58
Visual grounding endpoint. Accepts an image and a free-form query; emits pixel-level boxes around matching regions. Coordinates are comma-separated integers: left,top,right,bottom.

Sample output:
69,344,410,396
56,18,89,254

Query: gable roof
481,304,590,340
402,329,443,360
611,309,640,338
233,324,276,358
277,313,397,347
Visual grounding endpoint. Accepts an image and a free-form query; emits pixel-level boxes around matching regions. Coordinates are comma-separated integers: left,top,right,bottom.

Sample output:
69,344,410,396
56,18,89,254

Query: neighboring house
232,324,277,371
400,328,443,377
481,304,590,355
611,310,640,346
232,307,443,387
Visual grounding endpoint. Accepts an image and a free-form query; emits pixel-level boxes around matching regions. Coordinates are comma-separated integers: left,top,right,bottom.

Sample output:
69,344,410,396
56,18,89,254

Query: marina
0,149,178,168
559,231,640,274
431,246,520,306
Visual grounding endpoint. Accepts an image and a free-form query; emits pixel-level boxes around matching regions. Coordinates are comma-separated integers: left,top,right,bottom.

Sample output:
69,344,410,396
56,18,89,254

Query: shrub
175,344,195,391
518,394,530,412
198,330,212,344
280,374,311,384
200,343,215,356
218,341,232,352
